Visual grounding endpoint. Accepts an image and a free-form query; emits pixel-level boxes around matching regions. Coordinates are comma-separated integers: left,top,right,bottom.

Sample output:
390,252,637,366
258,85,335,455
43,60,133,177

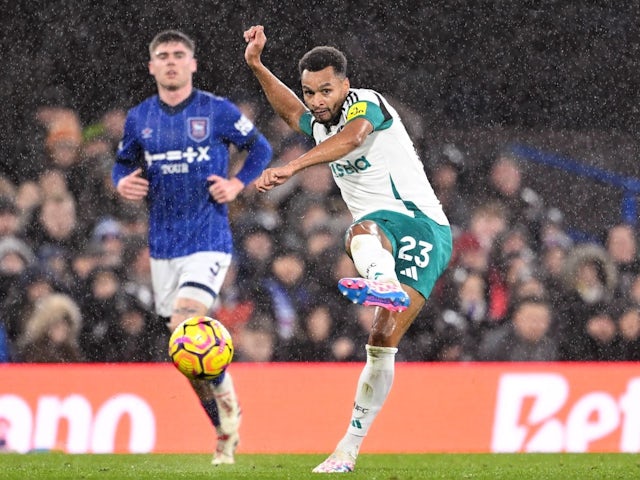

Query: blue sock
201,398,220,428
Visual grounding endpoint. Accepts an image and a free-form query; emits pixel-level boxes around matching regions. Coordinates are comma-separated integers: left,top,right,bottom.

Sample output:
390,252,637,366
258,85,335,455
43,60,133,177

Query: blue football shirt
113,90,272,258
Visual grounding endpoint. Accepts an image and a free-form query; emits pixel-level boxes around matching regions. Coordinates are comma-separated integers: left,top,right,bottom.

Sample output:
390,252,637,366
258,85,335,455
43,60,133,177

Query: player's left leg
160,252,241,466
312,292,424,474
314,213,452,473
171,293,242,465
170,296,242,465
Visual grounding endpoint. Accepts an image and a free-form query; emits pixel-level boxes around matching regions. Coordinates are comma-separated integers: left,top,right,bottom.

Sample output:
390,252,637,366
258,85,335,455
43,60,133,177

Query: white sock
350,235,399,283
213,371,241,434
335,344,398,459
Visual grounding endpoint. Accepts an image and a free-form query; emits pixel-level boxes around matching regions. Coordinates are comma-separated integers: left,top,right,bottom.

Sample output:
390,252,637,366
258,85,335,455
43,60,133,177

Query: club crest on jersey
187,117,210,142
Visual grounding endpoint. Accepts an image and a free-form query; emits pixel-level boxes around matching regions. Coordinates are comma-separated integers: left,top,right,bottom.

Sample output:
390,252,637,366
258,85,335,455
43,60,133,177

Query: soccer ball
168,316,234,380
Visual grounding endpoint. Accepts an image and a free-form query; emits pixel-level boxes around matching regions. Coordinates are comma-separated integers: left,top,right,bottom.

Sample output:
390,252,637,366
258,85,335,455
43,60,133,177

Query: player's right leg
312,296,424,474
317,214,451,473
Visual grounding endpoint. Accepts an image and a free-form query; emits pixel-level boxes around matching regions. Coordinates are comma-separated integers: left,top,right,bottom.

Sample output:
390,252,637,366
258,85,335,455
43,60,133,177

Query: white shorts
150,251,232,317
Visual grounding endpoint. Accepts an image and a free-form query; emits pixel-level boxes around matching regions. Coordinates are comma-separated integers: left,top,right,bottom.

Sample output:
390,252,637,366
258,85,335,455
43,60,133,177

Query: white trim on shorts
150,251,232,317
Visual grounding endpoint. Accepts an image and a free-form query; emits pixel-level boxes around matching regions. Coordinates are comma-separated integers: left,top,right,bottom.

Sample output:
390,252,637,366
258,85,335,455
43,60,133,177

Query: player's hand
116,168,149,201
243,25,266,67
207,175,244,203
255,165,294,192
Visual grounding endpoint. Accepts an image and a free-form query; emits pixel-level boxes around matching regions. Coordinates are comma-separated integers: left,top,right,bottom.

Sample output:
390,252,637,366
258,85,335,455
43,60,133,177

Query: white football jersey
299,88,448,225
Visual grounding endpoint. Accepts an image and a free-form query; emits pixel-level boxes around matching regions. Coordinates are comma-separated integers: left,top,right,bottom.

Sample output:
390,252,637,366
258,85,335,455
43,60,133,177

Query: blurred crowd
1,95,639,365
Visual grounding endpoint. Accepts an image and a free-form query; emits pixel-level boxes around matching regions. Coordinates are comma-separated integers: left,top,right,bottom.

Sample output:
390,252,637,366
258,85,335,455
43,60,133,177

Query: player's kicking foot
312,451,356,473
338,277,410,312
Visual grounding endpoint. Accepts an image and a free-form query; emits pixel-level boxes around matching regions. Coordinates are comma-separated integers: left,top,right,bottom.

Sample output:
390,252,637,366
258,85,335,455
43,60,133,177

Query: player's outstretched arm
255,118,372,193
243,25,307,133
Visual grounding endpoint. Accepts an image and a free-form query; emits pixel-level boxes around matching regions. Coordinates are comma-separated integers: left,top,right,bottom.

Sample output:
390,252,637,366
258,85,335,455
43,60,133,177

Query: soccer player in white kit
244,25,452,473
113,30,272,465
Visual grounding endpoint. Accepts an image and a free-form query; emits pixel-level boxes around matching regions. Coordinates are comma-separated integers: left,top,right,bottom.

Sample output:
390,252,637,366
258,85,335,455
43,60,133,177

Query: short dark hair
298,46,347,77
149,30,195,58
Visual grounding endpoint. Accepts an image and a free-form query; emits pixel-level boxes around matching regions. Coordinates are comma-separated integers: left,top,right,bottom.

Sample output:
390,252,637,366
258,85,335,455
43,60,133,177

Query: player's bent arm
247,62,307,133
112,164,148,201
287,118,373,174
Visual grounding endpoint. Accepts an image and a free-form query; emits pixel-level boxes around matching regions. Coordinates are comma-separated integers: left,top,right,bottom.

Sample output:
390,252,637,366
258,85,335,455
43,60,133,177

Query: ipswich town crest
187,118,210,142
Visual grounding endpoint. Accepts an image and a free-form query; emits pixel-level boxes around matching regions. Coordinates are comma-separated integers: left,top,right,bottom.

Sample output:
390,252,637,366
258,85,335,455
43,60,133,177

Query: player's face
149,42,197,92
301,67,350,125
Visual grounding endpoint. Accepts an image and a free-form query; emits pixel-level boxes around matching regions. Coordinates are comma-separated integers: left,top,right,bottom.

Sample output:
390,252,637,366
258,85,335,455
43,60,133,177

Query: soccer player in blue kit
112,30,272,465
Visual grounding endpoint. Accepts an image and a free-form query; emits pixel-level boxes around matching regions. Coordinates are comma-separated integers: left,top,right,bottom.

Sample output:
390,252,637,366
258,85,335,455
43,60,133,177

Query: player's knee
168,300,207,331
345,220,390,254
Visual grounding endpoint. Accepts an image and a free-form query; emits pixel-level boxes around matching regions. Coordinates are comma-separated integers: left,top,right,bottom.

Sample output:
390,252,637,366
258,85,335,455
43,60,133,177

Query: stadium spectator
68,243,104,296
434,203,505,311
83,107,127,154
476,296,558,361
557,244,618,360
616,303,640,360
276,163,340,237
233,310,276,362
428,143,471,232
234,223,276,289
15,293,84,363
485,225,536,323
0,197,21,239
1,263,56,347
211,260,255,342
105,295,167,363
120,235,154,311
539,242,570,307
43,110,87,201
605,223,640,298
245,25,452,473
23,192,87,259
254,248,315,342
91,217,125,270
627,274,640,307
78,266,127,361
254,135,313,207
278,199,334,252
111,30,272,465
276,303,337,361
480,152,545,241
36,244,74,292
563,303,621,361
75,133,131,230
37,168,70,201
444,270,489,358
510,274,548,302
330,304,376,362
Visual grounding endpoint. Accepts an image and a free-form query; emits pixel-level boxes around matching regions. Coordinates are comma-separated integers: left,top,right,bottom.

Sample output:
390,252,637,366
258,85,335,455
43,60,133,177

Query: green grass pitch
1,453,639,479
